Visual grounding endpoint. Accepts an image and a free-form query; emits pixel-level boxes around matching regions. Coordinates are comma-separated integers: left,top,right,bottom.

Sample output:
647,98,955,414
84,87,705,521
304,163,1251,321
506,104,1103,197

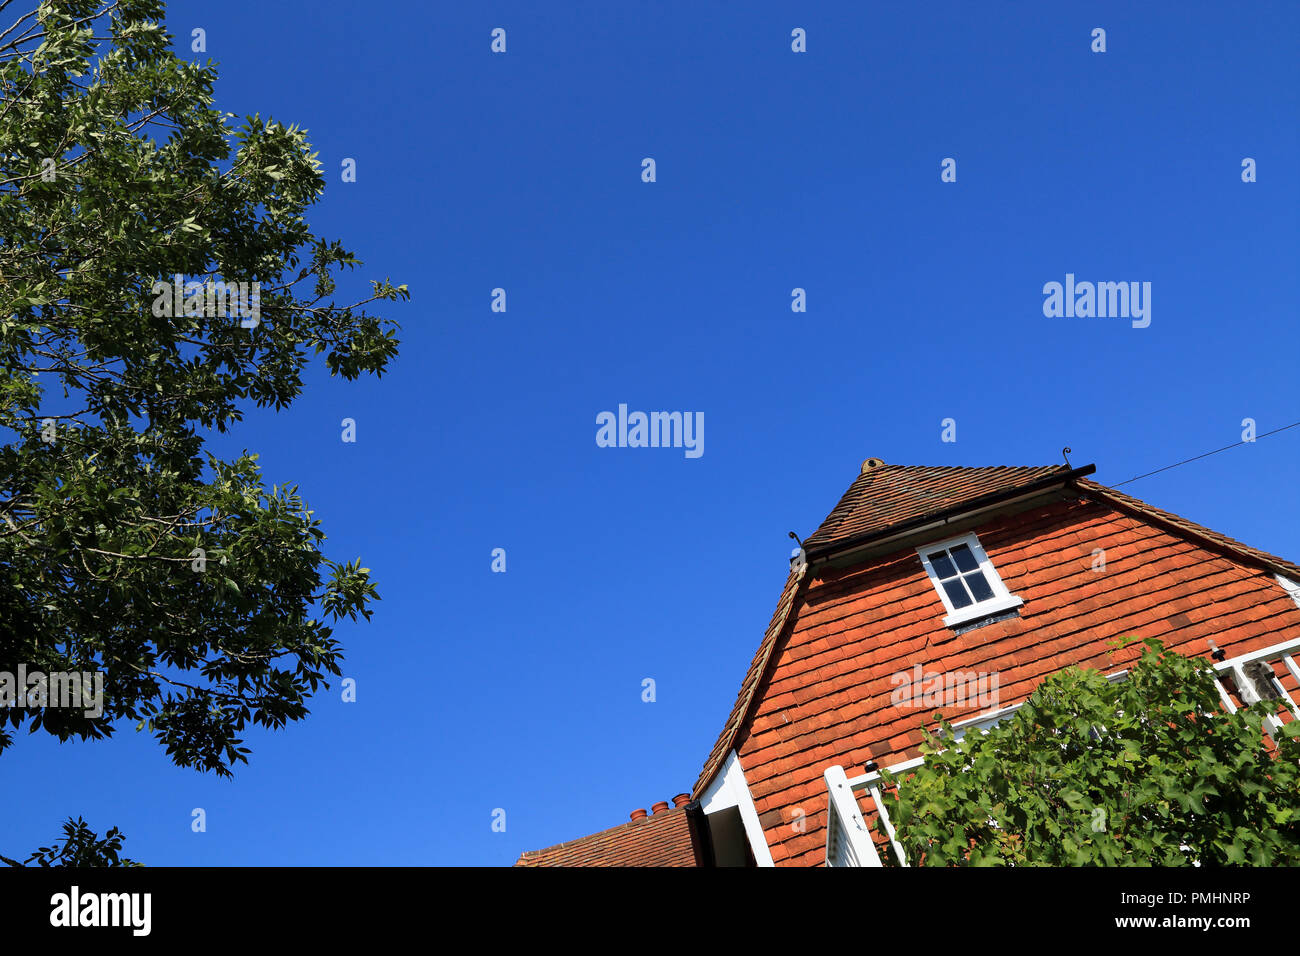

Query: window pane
928,551,956,579
942,578,972,608
950,543,979,573
963,570,995,602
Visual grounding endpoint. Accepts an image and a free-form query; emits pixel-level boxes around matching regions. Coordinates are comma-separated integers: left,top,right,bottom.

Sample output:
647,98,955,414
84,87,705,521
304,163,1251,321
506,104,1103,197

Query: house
515,460,1300,867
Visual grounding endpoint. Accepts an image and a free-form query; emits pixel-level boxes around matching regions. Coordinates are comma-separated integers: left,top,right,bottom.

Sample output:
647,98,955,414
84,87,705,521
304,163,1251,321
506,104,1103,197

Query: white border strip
699,750,775,867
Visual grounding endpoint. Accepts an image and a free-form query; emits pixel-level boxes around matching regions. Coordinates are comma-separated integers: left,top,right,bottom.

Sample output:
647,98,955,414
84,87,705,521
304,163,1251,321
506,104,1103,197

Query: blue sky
1,0,1296,866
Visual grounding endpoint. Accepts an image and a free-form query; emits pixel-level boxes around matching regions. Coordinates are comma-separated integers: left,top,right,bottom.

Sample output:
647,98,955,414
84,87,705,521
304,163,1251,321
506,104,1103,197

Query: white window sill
942,595,1023,628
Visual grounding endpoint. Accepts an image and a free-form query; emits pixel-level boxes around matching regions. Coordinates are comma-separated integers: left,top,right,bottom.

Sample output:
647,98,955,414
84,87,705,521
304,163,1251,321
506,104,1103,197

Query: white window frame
916,532,1023,627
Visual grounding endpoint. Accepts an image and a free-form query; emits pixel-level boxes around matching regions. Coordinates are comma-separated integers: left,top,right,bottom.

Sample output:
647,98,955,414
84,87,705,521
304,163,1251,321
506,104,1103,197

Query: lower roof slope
513,803,705,867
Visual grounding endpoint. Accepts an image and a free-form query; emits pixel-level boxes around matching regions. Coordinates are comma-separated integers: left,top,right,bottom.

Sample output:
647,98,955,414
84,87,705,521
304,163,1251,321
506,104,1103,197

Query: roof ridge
874,463,1063,469
514,803,701,867
516,804,687,858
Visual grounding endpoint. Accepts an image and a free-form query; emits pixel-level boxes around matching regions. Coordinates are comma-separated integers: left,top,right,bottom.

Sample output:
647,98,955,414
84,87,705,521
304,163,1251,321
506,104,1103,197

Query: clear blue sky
1,0,1296,866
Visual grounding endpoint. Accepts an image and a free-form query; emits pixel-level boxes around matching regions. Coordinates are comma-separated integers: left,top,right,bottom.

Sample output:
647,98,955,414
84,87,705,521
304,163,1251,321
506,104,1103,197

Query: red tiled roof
756,493,1300,865
694,463,1079,797
693,462,1300,806
1079,479,1300,580
513,805,706,867
802,463,1074,555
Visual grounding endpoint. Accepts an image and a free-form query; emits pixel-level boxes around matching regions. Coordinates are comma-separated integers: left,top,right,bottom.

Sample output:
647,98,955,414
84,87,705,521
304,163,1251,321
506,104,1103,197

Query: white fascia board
699,750,775,867
1276,575,1300,611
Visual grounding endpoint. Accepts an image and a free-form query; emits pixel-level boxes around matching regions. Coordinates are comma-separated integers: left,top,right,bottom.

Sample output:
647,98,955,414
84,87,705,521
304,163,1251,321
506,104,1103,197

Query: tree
1,816,139,866
0,0,407,859
877,638,1300,865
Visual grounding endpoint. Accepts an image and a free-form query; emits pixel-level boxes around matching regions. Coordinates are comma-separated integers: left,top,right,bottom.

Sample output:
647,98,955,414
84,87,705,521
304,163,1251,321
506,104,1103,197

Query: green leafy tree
1,816,139,866
878,638,1300,865
0,0,407,859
